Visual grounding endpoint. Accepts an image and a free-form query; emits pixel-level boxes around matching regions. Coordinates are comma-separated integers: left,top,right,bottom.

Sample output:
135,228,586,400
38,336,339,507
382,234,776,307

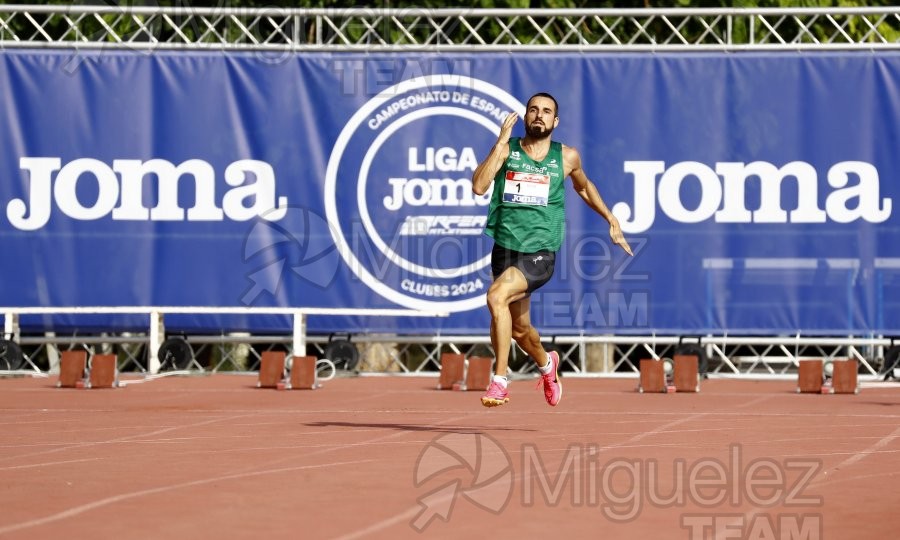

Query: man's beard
525,121,554,138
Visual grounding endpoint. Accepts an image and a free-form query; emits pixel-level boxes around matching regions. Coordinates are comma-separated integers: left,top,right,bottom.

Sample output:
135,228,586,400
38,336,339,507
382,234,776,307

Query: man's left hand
610,221,633,256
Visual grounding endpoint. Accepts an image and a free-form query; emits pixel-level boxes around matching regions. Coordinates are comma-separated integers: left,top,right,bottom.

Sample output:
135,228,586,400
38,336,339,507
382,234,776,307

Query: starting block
89,354,118,388
638,359,666,393
831,359,859,394
438,353,465,390
257,351,286,388
465,356,492,392
797,359,824,393
673,354,700,393
57,350,87,388
289,356,318,390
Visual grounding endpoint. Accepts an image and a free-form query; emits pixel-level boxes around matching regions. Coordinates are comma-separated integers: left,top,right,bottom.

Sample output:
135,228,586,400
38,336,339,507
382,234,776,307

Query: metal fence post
149,310,163,374
293,311,307,356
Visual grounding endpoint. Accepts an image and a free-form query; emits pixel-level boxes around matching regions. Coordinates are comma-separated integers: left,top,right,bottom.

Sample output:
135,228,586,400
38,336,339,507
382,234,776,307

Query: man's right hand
472,111,518,196
497,112,518,146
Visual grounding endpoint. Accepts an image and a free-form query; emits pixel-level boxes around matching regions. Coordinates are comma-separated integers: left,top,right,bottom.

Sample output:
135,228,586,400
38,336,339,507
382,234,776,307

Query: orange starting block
797,360,824,393
289,356,318,390
57,350,87,388
831,359,859,394
638,359,666,393
798,359,860,395
88,354,118,388
258,351,286,388
465,356,492,392
673,354,700,393
438,353,465,390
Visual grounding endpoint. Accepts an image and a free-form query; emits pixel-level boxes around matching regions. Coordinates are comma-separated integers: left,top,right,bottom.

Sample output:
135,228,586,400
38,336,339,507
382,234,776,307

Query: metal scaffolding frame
1,5,898,379
0,5,899,51
3,308,896,380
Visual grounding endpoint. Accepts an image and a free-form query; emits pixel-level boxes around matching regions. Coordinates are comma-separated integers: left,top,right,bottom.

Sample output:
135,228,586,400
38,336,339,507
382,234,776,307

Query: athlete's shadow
304,421,536,434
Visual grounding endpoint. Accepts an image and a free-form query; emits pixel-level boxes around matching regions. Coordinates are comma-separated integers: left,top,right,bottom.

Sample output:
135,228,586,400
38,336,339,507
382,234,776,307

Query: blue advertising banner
1,51,898,335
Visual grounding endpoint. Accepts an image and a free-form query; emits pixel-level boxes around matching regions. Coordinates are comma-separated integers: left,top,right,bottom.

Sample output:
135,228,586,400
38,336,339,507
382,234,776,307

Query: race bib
502,171,550,206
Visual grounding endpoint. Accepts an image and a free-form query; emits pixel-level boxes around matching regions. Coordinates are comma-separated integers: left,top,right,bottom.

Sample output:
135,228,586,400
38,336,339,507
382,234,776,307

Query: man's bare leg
486,267,529,377
482,267,528,406
511,293,563,406
510,296,549,368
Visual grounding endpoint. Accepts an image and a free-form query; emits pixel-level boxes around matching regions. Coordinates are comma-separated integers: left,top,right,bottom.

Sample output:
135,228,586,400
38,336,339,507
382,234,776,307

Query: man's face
524,96,558,138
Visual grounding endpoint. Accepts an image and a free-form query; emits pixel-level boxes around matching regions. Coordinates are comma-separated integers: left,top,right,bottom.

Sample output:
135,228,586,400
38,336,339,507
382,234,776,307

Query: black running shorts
490,243,556,294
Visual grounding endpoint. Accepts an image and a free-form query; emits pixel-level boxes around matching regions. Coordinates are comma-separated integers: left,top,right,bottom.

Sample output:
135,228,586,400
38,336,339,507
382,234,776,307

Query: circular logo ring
324,75,525,311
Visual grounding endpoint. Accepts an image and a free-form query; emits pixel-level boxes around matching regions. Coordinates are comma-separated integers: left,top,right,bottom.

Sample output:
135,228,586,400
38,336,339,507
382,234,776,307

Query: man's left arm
564,145,633,256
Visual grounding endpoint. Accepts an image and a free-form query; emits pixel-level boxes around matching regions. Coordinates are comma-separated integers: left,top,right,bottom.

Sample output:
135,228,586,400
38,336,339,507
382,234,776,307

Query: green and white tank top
484,137,565,252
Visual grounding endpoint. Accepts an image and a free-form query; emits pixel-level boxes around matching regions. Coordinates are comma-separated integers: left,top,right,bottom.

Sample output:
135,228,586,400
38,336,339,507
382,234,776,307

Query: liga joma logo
324,75,526,312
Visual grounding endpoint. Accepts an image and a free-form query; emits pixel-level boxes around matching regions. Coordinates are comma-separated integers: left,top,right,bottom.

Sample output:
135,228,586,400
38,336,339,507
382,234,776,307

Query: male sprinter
472,92,633,407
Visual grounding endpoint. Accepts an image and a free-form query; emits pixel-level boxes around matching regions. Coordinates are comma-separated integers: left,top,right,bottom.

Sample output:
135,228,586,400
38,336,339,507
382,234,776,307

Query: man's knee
486,292,504,317
486,283,513,313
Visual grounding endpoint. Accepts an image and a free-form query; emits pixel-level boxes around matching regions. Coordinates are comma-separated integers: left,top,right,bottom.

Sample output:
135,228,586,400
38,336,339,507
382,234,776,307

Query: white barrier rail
2,306,447,374
2,308,895,378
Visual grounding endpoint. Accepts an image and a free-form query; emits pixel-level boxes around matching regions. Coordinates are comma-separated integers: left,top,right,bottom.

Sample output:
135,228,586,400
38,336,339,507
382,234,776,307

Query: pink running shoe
481,379,509,407
537,351,562,406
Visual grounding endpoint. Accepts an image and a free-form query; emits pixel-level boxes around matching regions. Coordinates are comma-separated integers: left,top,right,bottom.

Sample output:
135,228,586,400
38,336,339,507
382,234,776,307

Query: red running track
1,374,899,539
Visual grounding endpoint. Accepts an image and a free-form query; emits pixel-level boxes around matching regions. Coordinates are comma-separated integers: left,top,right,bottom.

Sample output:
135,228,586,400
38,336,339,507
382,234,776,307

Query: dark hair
527,92,559,118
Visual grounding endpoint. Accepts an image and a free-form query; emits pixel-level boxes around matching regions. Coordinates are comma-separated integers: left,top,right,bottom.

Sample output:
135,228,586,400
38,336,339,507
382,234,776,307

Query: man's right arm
472,111,518,196
471,142,509,196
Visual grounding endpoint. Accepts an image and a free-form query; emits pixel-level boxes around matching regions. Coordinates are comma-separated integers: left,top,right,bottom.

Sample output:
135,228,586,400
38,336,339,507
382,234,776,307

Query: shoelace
487,381,507,396
535,372,555,397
